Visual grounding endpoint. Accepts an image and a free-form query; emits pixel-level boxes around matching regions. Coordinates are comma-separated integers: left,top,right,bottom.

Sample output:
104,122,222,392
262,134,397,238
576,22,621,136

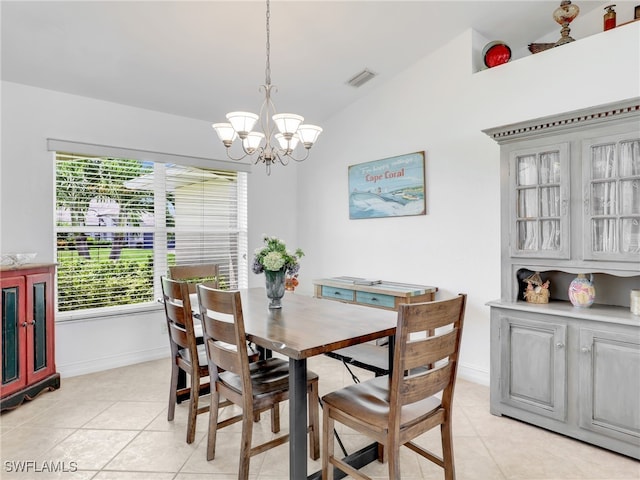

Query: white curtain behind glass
591,144,617,252
620,140,640,253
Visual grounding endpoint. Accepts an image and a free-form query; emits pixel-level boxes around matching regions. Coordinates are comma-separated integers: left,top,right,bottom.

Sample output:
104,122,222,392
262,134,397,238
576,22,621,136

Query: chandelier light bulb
242,131,265,154
296,124,323,148
226,111,259,138
212,123,238,147
275,133,300,153
272,113,304,137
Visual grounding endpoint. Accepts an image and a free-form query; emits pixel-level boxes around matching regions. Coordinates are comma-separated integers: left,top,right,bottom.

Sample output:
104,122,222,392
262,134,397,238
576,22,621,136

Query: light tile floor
1,356,638,479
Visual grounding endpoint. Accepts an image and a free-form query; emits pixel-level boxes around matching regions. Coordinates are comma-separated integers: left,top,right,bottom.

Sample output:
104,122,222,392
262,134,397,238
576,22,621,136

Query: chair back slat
403,299,465,334
401,362,453,405
168,323,190,349
209,341,243,374
205,317,237,346
164,299,190,326
403,328,459,371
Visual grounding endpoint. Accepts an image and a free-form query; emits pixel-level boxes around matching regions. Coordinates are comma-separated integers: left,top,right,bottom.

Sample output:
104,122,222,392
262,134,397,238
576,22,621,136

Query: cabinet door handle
556,342,565,349
21,322,27,327
581,346,591,353
371,297,378,302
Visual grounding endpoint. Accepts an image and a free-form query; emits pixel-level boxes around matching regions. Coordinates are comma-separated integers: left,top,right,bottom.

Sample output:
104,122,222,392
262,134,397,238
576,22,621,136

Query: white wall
296,23,640,385
0,81,299,376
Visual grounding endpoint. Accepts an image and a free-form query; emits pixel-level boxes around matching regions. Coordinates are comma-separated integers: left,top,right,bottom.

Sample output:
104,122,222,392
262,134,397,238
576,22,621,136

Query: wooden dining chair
161,276,216,444
196,284,320,479
169,263,259,401
321,294,467,480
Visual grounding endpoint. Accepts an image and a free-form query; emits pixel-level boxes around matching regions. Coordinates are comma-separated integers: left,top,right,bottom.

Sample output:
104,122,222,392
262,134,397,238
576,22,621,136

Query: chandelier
212,0,322,175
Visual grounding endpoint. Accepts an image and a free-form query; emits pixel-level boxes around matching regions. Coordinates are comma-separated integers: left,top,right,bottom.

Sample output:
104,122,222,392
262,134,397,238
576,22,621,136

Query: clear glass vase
265,269,286,309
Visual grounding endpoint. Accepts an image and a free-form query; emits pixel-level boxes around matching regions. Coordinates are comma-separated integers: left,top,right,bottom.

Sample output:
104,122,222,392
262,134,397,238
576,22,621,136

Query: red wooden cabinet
1,264,59,410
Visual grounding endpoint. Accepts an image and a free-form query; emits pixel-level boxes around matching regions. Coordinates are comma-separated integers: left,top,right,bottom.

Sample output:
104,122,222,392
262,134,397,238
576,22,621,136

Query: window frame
49,139,249,321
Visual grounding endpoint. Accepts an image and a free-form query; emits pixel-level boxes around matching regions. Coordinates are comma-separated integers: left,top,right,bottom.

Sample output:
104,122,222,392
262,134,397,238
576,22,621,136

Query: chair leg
377,443,386,463
270,403,280,433
168,363,179,421
308,380,320,460
322,404,335,480
441,421,456,480
186,372,199,444
207,391,221,461
387,442,401,480
239,413,254,480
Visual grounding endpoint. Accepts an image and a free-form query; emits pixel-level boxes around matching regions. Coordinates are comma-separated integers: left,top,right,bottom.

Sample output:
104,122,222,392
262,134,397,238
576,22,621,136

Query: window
55,152,248,315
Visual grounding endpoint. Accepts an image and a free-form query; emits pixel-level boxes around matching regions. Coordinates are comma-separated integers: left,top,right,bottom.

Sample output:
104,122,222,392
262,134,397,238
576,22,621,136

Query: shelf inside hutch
516,268,640,308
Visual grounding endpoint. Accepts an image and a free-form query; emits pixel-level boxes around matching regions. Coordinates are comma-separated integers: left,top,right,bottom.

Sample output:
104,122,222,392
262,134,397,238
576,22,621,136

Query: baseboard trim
58,349,491,386
58,347,169,378
458,362,490,386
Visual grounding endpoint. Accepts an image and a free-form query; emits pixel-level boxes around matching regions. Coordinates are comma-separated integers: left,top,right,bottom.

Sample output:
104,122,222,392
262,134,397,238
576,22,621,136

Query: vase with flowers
252,235,304,308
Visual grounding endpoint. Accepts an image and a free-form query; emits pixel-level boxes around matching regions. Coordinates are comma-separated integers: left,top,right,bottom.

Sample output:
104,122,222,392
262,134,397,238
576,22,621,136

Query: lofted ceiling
1,1,602,125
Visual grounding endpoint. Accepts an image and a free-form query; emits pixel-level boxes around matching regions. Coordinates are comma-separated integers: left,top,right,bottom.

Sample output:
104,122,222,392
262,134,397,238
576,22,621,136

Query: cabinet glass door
510,143,570,258
584,134,640,261
25,273,54,384
1,277,27,396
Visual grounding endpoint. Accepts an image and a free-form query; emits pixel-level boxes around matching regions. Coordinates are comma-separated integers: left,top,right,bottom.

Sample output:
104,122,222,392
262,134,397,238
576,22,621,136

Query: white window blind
55,152,248,314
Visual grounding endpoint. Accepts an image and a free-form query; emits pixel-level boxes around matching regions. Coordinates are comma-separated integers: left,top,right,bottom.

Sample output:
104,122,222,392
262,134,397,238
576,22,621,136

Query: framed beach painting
348,151,426,219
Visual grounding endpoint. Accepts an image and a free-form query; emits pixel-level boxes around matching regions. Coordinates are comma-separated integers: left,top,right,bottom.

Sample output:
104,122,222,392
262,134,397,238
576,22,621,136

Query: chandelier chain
265,0,271,86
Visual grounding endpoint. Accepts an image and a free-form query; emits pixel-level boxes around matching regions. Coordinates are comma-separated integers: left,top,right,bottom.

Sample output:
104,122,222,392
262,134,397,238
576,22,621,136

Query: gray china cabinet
484,99,640,460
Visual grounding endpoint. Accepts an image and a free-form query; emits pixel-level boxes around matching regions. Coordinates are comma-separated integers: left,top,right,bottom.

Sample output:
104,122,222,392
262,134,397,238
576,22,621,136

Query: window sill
56,301,163,323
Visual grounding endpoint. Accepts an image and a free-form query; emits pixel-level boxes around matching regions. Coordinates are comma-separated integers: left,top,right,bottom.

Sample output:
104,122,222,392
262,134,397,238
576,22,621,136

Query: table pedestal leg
289,358,307,480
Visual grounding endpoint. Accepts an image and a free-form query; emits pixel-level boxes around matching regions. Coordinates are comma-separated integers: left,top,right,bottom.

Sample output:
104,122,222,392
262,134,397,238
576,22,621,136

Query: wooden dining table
220,287,398,480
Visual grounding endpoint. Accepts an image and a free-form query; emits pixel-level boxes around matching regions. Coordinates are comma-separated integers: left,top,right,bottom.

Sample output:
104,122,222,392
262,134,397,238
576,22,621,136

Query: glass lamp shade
226,111,259,137
272,113,304,136
296,124,323,148
242,131,265,153
212,123,238,146
275,133,300,152
553,0,579,25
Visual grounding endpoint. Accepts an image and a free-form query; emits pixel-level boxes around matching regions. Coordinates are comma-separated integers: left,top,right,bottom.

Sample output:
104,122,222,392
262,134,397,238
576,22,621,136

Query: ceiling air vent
347,68,377,88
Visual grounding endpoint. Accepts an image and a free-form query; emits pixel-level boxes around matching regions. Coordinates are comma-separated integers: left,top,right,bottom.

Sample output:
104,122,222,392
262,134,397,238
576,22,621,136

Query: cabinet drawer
356,291,395,308
321,286,354,301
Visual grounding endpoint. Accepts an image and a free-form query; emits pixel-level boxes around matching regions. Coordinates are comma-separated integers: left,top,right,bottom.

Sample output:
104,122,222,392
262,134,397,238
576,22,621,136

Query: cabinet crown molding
483,98,640,144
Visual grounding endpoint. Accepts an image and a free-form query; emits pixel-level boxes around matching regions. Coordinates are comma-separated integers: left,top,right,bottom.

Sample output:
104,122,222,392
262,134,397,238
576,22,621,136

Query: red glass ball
483,42,512,68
